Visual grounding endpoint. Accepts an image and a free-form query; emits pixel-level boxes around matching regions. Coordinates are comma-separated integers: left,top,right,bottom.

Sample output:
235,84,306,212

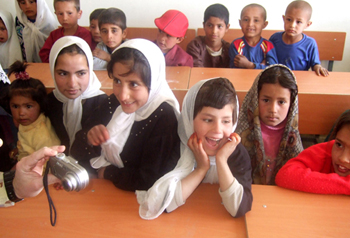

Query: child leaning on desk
229,4,278,69
137,77,252,219
269,0,329,77
276,110,350,195
236,64,303,185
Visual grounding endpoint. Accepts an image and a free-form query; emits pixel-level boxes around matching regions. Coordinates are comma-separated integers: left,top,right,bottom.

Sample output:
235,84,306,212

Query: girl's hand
216,133,241,164
187,133,210,172
87,125,110,146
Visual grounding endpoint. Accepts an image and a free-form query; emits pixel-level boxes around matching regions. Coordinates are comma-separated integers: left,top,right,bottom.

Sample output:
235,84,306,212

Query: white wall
2,0,349,72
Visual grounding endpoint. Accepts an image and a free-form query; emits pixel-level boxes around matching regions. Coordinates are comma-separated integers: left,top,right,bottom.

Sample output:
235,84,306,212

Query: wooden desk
189,68,350,135
0,179,246,238
246,185,350,238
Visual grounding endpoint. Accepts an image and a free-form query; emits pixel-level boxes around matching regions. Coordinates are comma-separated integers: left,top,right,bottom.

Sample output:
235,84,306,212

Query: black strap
43,164,57,226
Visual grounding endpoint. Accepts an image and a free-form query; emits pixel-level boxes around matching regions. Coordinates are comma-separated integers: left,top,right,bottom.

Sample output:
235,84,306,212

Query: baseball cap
154,10,189,37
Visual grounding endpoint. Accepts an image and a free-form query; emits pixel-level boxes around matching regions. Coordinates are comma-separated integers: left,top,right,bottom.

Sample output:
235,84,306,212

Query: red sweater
39,26,92,63
276,141,350,195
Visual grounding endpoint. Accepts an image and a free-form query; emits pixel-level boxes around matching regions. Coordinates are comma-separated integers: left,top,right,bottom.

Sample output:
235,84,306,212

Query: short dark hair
330,110,350,140
98,8,127,31
107,47,151,91
241,4,267,21
7,61,48,115
54,0,80,12
258,65,298,107
55,44,88,68
89,8,105,22
194,78,238,124
204,3,229,26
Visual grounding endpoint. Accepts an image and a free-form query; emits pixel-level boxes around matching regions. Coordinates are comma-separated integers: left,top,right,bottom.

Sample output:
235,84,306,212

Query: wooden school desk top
0,179,246,238
246,184,350,238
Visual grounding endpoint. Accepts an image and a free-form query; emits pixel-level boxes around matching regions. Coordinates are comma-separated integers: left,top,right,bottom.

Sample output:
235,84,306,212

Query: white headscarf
90,39,180,169
49,36,105,148
0,10,23,69
136,78,239,220
15,0,59,62
0,63,10,85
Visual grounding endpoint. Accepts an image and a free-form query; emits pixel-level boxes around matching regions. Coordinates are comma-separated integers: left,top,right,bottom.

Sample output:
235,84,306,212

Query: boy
154,10,193,67
269,0,329,76
186,4,230,68
92,8,127,70
89,8,105,51
39,0,92,63
229,4,278,69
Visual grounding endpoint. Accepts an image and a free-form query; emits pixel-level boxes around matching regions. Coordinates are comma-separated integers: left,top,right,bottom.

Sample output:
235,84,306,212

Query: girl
47,36,106,155
236,64,303,185
0,10,23,71
7,61,60,160
15,0,59,62
70,39,180,191
137,78,252,219
276,110,350,194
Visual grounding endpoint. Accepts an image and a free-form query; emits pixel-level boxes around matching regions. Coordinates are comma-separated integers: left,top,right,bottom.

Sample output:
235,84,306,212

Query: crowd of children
1,0,348,220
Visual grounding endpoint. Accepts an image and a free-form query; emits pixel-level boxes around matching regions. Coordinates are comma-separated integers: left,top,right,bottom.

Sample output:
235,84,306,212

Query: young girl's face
18,0,37,20
10,95,40,126
193,104,234,156
112,62,149,114
54,53,90,99
332,124,350,177
0,20,8,43
258,83,291,127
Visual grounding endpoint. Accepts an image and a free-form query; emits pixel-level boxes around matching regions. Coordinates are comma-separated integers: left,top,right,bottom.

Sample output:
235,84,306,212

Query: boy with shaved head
270,0,329,76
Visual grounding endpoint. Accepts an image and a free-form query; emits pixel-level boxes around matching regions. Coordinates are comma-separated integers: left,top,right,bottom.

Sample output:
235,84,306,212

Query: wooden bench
197,28,346,71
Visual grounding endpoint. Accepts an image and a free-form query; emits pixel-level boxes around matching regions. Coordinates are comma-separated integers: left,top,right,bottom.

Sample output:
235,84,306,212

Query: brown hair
54,0,80,11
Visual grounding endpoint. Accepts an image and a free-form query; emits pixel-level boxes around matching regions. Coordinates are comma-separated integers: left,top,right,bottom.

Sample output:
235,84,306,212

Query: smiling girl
276,110,350,194
47,36,106,155
236,64,303,185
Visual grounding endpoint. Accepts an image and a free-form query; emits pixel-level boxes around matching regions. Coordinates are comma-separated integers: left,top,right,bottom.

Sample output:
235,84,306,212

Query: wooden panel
246,185,350,238
0,179,246,238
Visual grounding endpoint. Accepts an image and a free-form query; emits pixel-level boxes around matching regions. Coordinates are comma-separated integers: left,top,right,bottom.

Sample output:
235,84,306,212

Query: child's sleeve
186,38,204,67
308,38,321,68
254,40,278,69
228,42,239,68
220,143,252,217
276,142,350,195
39,32,54,63
93,44,108,70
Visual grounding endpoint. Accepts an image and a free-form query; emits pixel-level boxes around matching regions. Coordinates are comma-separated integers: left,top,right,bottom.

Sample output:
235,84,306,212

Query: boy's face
332,124,350,177
10,95,41,127
203,17,229,45
90,19,101,43
100,23,126,51
0,20,8,43
193,105,234,156
258,83,291,127
283,8,312,38
54,53,90,99
239,6,268,41
18,0,37,20
156,30,182,54
55,1,82,30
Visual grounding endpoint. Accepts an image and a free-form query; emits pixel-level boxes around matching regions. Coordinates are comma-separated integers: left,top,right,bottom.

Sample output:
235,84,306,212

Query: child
269,0,328,76
186,4,230,68
154,10,193,67
276,110,350,194
39,0,92,63
236,64,303,185
47,36,106,155
89,8,105,51
229,4,278,69
137,77,252,219
92,8,127,70
15,0,59,62
0,10,23,72
70,39,180,191
7,61,60,160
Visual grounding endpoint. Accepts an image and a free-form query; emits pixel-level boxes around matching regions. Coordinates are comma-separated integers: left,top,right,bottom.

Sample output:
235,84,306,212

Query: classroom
1,0,350,237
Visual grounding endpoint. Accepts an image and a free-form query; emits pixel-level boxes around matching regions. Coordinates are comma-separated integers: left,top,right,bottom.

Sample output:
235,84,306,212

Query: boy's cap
155,10,188,37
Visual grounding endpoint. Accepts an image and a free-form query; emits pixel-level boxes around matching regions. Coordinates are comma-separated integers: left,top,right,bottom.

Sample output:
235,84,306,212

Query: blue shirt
269,32,320,70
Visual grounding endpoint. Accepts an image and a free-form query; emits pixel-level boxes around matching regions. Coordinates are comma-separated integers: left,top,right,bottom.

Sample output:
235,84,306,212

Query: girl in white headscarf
0,10,23,71
136,77,252,219
47,36,106,155
70,39,181,190
15,0,59,62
